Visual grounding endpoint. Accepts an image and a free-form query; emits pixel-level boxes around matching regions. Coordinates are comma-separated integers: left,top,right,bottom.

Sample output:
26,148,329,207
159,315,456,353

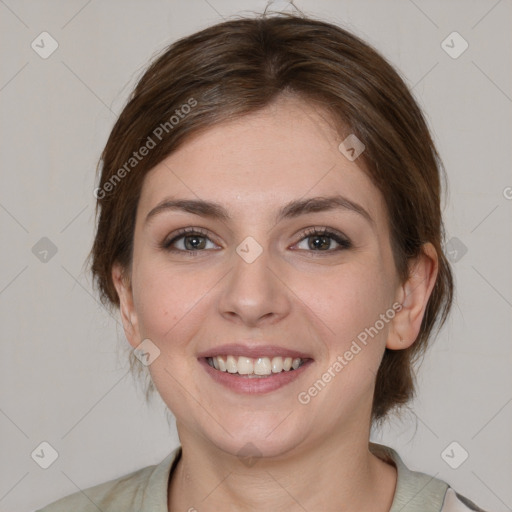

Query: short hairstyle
88,13,454,424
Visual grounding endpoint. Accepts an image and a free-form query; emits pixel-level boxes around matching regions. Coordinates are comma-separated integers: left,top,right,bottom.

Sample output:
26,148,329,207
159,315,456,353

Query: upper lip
197,343,313,360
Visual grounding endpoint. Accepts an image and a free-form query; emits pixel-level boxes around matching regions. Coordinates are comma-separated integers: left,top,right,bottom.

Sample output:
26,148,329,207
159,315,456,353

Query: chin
198,415,308,461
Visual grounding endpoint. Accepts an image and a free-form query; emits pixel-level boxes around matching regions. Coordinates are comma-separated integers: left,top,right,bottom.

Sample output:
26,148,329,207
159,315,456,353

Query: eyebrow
145,195,374,227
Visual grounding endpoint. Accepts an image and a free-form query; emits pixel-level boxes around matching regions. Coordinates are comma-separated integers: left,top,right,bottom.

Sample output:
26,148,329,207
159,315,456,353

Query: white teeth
217,356,226,372
207,355,305,375
226,355,238,373
271,356,283,373
254,357,271,375
237,357,253,375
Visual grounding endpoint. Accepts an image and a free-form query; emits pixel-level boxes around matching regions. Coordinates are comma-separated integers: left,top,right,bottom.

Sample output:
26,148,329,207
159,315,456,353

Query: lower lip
199,358,313,394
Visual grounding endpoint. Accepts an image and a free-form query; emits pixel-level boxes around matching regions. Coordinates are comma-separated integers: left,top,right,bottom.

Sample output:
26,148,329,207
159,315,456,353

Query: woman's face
116,95,406,458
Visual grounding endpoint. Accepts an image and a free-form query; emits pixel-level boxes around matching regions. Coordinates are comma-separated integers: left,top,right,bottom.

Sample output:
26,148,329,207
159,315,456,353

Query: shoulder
35,448,181,512
35,464,159,512
369,443,490,512
441,488,490,511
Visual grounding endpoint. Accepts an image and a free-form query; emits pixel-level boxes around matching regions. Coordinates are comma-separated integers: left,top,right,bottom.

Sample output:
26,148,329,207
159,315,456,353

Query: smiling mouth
206,355,307,377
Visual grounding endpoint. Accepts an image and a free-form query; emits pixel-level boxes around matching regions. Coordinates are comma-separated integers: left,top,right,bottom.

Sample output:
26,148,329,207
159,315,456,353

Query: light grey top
36,442,488,511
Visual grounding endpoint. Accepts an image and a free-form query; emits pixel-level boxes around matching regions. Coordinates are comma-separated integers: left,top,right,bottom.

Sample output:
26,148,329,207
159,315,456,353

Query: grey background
1,0,511,510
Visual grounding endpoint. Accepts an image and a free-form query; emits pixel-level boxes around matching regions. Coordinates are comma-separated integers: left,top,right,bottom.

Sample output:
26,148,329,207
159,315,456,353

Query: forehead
137,95,387,228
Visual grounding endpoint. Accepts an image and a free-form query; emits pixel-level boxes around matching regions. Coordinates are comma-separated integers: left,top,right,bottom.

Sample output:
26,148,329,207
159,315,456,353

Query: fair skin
112,95,438,511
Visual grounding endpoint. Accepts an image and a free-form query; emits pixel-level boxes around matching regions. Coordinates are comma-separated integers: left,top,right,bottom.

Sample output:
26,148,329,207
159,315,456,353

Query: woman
37,12,488,512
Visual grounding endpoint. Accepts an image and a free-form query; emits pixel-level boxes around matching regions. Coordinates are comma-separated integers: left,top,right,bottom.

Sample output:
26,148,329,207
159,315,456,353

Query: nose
216,241,291,328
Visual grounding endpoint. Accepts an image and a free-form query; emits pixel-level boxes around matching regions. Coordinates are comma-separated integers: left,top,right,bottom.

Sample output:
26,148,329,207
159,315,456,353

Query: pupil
185,236,205,250
311,235,329,250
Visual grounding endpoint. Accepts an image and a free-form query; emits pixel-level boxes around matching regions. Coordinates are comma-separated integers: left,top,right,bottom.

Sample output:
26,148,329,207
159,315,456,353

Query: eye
161,227,219,253
160,226,352,255
294,227,352,252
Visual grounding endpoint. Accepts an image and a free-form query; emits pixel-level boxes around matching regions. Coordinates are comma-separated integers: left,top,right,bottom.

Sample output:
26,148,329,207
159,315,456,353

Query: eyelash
160,226,352,255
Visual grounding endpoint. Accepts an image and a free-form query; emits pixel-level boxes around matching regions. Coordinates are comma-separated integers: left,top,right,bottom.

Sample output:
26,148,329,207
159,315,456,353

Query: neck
168,427,397,511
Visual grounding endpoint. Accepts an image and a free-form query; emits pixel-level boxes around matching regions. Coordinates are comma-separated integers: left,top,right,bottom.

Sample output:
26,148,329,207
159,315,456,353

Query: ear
111,262,141,350
387,242,439,350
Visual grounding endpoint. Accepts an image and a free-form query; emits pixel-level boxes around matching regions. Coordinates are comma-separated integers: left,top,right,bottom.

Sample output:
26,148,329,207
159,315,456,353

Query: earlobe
387,243,439,350
111,263,140,349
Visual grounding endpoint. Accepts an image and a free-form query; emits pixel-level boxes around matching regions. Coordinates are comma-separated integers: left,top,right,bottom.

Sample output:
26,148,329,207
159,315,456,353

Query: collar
370,442,449,511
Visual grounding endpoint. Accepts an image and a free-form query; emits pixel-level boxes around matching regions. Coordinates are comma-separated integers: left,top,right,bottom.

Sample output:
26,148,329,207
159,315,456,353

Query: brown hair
88,12,453,423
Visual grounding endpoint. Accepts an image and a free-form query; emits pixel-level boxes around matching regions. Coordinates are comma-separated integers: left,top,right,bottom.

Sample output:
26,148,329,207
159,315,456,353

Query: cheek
132,259,205,346
301,258,394,353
